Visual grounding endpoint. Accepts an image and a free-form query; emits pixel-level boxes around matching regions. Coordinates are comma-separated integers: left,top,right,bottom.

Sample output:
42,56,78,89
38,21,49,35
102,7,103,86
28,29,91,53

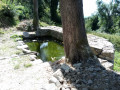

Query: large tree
60,0,99,64
33,0,39,31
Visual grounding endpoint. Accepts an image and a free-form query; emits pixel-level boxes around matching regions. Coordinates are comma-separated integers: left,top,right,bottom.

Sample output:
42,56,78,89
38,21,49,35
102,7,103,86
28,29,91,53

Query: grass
12,55,32,69
0,28,5,34
114,51,120,71
89,31,120,71
24,63,32,68
14,64,20,69
40,21,51,27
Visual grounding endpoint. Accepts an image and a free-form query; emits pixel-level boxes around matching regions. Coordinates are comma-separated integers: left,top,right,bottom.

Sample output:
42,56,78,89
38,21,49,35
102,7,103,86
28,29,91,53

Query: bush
0,1,32,27
0,1,19,27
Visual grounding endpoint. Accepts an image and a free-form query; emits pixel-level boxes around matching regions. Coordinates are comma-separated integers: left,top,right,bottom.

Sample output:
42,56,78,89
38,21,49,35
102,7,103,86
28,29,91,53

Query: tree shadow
50,59,120,90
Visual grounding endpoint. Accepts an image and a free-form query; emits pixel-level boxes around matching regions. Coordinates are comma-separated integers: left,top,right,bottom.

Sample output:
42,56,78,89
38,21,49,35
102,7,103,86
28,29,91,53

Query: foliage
0,1,17,27
85,14,99,32
0,0,61,27
0,28,5,34
114,51,120,71
14,64,20,69
40,21,52,27
85,0,120,34
10,34,23,42
10,34,22,39
24,63,32,68
0,0,32,27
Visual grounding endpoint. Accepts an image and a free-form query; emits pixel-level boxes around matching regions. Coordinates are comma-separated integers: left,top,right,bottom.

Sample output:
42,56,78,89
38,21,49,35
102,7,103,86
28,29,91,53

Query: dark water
26,40,65,62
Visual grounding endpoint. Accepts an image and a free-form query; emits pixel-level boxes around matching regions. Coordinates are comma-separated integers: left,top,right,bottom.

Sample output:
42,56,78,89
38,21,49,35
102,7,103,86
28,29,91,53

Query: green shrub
0,0,32,27
0,2,17,27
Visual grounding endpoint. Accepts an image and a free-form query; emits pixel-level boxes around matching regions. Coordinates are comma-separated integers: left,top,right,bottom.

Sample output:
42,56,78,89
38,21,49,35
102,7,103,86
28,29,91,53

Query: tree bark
33,0,39,31
60,0,99,64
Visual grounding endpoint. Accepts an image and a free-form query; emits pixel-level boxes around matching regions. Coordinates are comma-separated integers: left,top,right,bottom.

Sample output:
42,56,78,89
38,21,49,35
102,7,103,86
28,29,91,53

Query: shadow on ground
49,59,120,90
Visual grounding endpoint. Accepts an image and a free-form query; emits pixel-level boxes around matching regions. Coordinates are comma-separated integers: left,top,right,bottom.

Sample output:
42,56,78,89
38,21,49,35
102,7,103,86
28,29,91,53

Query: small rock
18,41,24,46
88,80,93,84
42,62,51,67
32,59,43,65
94,85,98,89
102,62,113,69
53,69,64,82
76,80,80,84
73,63,82,68
61,87,70,90
0,57,6,60
94,67,101,71
77,72,80,75
22,49,31,54
17,45,28,50
82,88,88,90
71,88,77,90
75,84,81,88
23,32,29,38
32,40,37,42
16,38,22,41
44,83,57,90
11,54,19,58
88,67,94,72
30,55,37,61
49,76,61,87
61,64,70,73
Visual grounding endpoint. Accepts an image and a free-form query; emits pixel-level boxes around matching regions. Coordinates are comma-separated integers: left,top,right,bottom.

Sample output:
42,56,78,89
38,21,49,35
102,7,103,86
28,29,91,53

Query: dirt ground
0,27,54,90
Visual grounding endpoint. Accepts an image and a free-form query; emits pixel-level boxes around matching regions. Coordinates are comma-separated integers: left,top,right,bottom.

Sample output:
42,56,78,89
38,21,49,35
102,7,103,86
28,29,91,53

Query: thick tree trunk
60,0,98,64
33,0,39,31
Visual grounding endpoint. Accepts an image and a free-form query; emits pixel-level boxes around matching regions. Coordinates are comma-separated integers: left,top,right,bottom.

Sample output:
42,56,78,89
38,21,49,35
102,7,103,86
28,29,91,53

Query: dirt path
0,28,54,90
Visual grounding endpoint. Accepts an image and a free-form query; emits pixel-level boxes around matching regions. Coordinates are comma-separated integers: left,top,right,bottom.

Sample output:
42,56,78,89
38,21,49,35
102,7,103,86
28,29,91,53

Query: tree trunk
60,0,99,64
33,0,39,31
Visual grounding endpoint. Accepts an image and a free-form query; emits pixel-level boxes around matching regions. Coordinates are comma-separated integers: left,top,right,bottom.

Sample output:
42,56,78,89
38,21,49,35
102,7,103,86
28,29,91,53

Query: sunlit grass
114,51,120,71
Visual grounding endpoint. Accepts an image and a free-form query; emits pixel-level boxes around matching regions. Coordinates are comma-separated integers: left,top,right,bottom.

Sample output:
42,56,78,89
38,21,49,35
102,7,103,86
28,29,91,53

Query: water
26,39,65,62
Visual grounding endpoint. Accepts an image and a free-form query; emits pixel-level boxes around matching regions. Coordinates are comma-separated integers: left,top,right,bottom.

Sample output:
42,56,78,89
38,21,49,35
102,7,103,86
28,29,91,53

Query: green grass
0,28,5,34
24,63,32,68
10,34,23,42
14,64,20,69
114,51,120,71
40,21,51,27
89,31,120,71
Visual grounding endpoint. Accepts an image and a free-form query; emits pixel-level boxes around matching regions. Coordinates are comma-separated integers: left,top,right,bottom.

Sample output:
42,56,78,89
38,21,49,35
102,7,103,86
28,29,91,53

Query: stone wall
35,26,115,61
23,26,115,70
